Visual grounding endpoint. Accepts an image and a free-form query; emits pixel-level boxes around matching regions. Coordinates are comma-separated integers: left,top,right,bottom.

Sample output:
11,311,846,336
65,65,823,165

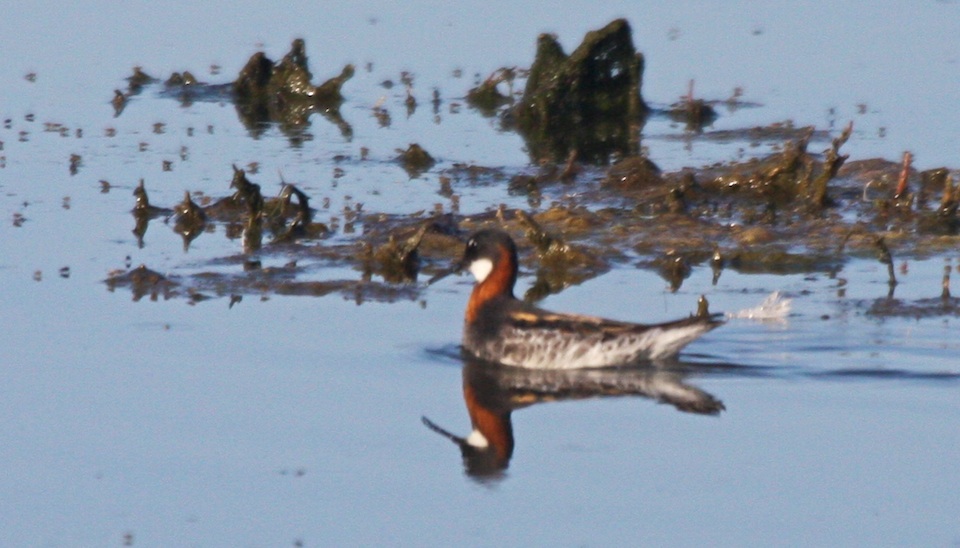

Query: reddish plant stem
894,151,912,199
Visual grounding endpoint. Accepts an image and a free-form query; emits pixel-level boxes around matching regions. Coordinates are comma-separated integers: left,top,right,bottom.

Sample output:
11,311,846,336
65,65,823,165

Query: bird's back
464,299,722,369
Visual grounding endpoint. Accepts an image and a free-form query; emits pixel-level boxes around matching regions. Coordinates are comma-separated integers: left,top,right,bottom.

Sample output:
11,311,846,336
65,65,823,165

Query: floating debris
229,164,264,218
96,19,960,313
105,265,177,302
466,67,516,115
132,180,172,217
667,80,718,131
126,66,156,91
173,191,207,249
515,19,647,164
69,153,82,175
165,71,197,87
233,39,354,134
367,224,428,283
395,143,436,178
604,155,663,188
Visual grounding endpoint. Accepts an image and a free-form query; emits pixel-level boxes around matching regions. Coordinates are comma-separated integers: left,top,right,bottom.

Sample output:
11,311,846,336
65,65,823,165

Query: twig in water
874,236,897,291
893,151,912,200
942,264,951,300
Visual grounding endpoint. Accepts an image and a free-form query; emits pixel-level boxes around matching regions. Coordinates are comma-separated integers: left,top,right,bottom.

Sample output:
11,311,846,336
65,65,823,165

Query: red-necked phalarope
452,229,722,368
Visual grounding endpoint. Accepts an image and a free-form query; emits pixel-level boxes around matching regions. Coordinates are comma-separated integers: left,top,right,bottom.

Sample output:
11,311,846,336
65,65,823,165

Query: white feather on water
726,291,792,321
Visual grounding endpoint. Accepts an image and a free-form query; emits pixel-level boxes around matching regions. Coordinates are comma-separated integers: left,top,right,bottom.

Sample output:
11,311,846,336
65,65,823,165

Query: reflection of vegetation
465,67,516,115
106,265,177,302
394,143,436,178
866,263,960,318
131,180,171,248
172,191,207,251
233,39,354,140
423,358,724,482
107,19,960,313
514,210,607,301
667,80,718,132
706,123,852,211
514,19,647,164
364,225,428,284
116,131,960,306
467,19,647,163
131,168,329,255
117,39,354,142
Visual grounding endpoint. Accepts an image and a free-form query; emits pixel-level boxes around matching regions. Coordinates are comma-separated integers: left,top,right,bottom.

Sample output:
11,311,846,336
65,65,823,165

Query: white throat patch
466,429,489,448
468,258,494,283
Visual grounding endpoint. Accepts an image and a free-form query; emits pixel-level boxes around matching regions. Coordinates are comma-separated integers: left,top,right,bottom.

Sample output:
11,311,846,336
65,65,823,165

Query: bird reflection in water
422,358,724,482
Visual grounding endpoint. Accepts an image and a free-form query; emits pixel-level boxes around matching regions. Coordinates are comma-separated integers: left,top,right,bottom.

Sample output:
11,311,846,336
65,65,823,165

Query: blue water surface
0,2,958,546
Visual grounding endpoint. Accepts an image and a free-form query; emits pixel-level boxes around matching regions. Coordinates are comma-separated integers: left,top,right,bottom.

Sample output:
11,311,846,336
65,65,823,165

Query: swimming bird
453,229,722,368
